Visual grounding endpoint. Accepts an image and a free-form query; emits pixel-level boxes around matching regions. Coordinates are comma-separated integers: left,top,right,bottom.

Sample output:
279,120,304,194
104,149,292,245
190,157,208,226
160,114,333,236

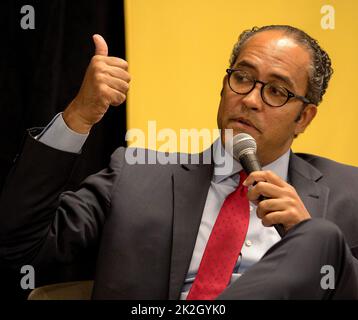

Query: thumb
93,34,108,56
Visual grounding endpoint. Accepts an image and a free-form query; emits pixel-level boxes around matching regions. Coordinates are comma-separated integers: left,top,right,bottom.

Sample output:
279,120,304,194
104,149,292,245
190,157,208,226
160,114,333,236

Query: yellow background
124,0,358,166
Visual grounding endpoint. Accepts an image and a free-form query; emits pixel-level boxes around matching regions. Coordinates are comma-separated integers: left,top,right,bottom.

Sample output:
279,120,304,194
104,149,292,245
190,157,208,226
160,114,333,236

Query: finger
105,77,130,94
261,211,287,228
256,198,286,219
93,34,108,56
102,57,129,70
247,181,283,201
91,55,128,70
97,84,126,107
106,86,127,106
261,209,311,230
104,66,131,82
243,170,287,188
243,171,266,187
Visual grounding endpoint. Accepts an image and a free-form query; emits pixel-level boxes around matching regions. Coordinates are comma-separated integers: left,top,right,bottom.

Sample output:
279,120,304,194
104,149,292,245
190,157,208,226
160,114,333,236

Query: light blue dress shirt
38,113,290,299
36,113,88,153
180,139,289,299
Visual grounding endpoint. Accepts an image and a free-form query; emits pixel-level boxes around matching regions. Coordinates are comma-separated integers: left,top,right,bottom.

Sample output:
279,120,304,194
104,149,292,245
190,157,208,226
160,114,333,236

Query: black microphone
231,133,286,238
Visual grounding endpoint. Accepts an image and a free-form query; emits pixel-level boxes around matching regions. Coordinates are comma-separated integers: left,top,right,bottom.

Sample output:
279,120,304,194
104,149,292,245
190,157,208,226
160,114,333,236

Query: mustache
230,116,262,132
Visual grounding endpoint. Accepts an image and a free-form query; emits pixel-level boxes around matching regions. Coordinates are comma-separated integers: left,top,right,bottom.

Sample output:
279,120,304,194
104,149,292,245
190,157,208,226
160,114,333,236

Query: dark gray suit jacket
1,132,358,299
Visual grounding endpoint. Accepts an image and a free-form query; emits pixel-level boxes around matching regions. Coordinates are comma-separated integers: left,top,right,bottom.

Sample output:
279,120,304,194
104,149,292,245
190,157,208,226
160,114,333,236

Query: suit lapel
288,152,330,219
168,160,214,300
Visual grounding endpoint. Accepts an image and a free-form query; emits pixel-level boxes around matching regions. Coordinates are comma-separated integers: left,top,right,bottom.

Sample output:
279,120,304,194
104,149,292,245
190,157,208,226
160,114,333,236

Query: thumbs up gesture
63,34,131,133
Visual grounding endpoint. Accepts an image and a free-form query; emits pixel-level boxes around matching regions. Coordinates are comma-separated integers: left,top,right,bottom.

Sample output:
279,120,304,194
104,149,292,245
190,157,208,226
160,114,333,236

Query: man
1,25,358,299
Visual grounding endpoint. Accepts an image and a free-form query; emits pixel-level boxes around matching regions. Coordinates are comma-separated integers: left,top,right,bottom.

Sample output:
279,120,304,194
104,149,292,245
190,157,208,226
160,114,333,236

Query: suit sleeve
0,131,125,270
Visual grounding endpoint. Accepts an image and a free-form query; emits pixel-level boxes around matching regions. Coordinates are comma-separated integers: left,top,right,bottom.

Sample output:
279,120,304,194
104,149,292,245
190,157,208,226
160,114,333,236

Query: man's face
217,30,317,166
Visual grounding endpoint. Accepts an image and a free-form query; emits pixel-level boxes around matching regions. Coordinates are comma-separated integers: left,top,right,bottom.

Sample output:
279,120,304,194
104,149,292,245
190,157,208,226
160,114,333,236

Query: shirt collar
212,138,290,184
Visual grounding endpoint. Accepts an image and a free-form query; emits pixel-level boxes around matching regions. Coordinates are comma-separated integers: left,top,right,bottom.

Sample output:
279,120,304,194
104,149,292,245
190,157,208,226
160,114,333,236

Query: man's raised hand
63,34,131,133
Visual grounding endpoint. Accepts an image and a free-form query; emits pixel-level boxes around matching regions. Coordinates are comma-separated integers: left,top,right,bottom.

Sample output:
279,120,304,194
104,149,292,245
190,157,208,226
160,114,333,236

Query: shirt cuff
36,113,89,154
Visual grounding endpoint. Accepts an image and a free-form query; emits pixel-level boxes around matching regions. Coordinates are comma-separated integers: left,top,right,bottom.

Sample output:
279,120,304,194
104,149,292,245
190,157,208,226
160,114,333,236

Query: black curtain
0,0,127,299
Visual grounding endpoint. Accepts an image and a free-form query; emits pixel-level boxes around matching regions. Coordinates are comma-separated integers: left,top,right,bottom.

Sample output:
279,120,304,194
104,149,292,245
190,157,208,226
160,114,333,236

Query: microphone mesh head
232,133,257,161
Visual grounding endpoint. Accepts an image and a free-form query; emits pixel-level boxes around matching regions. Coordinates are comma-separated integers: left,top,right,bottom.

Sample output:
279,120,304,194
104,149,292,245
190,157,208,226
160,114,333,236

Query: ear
294,104,317,136
220,75,228,97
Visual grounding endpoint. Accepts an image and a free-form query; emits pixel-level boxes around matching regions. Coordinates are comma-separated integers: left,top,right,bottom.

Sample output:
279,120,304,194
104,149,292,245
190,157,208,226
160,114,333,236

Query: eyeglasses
226,68,311,107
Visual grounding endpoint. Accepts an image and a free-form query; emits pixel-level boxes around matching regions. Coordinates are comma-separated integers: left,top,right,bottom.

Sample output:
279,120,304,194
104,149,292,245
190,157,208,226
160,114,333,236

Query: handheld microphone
231,133,286,238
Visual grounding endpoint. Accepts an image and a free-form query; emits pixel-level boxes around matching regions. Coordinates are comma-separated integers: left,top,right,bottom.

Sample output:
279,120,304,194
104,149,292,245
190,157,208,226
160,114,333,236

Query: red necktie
187,170,249,300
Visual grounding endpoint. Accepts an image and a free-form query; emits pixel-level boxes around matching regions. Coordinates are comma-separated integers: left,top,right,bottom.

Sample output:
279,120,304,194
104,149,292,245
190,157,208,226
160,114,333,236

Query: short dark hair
229,25,333,105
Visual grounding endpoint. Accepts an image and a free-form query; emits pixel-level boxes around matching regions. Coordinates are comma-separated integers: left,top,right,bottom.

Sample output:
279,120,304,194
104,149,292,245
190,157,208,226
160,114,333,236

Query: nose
240,82,264,111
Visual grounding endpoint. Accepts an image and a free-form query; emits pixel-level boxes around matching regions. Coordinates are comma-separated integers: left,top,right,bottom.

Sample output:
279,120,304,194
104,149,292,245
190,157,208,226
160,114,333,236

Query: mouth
230,117,261,133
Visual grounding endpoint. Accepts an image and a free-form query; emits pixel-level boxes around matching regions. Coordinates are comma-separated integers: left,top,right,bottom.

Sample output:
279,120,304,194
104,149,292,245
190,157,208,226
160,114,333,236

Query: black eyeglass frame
226,68,311,107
